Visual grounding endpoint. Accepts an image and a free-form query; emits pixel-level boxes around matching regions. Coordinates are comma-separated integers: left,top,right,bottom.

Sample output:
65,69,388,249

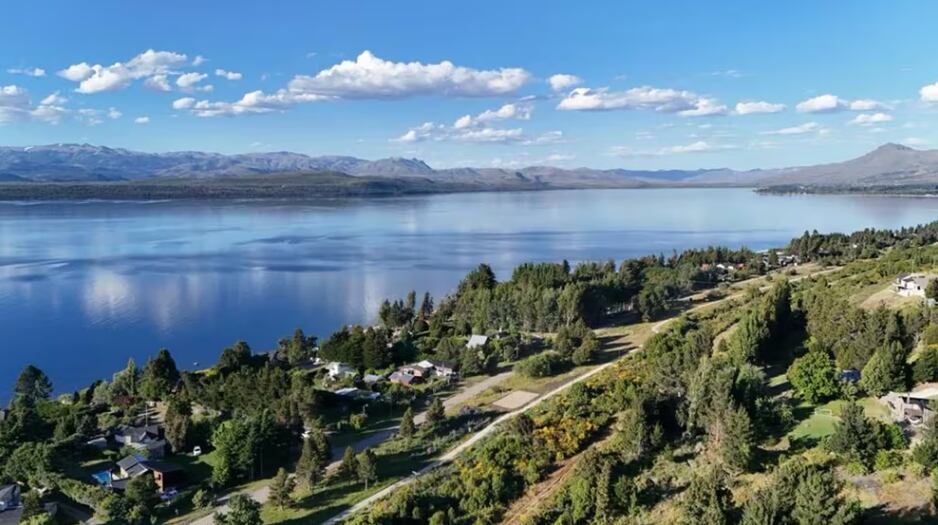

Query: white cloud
904,137,928,146
452,127,524,143
546,153,575,162
182,89,327,117
522,130,564,145
393,117,558,145
192,55,207,66
796,94,846,113
215,69,242,81
453,103,532,129
0,85,69,124
548,74,582,91
761,122,821,135
134,116,150,124
557,86,727,116
849,99,890,111
850,112,893,126
144,74,172,91
611,140,736,157
58,49,188,93
735,101,786,115
288,50,529,99
107,107,122,119
176,72,208,88
7,67,45,77
921,82,938,103
172,97,196,110
711,69,744,78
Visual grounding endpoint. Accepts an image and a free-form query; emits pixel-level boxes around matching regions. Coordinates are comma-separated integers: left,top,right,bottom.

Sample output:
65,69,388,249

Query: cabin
113,424,166,458
0,484,20,512
362,373,386,385
882,386,938,425
426,360,457,378
112,456,184,492
143,461,185,492
467,335,489,349
399,364,432,378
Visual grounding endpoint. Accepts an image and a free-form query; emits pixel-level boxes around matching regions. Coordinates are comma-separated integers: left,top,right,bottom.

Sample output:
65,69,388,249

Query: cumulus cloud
58,49,189,93
548,74,582,91
7,67,45,77
850,112,893,126
557,86,727,116
453,103,532,129
107,107,122,119
144,75,172,91
761,122,822,135
921,82,938,103
0,85,69,124
393,117,559,145
192,55,208,66
735,101,786,115
176,72,207,88
849,99,890,111
287,50,529,99
795,94,846,113
215,69,242,80
611,140,736,157
134,116,150,124
172,97,196,110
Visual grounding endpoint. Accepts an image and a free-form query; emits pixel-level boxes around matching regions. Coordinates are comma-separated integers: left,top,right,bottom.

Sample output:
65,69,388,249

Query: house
882,386,938,425
334,387,381,401
894,273,935,298
363,373,385,385
112,456,184,492
0,484,20,512
427,360,457,378
389,371,421,386
399,364,432,378
326,362,358,380
467,335,489,349
113,424,166,458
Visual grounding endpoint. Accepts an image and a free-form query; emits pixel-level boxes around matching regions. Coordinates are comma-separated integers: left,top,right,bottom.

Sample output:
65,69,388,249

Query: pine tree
741,488,782,525
268,468,295,511
594,460,613,523
214,494,261,525
295,438,324,489
827,399,876,466
792,467,859,525
860,340,909,397
680,468,731,525
425,397,445,426
719,405,754,473
340,446,357,478
399,407,415,439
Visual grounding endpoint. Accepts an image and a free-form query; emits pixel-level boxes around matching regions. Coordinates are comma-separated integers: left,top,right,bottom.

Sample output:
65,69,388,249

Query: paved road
191,371,514,525
322,354,623,525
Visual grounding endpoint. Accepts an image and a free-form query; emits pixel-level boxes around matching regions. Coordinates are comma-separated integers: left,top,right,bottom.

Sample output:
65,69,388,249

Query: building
389,371,421,386
113,424,166,458
467,335,489,349
426,360,457,378
112,456,184,492
882,386,938,425
0,485,20,512
399,363,432,378
326,362,358,380
894,273,935,298
362,373,386,385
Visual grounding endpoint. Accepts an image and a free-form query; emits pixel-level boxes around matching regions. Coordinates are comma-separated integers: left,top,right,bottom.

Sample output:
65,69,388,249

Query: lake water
2,187,938,398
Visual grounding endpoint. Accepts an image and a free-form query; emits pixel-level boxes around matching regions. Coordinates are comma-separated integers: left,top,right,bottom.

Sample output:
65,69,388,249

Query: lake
2,187,938,398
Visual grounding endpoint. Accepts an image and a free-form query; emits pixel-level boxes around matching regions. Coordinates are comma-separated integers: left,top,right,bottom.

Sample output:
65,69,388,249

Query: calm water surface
2,188,938,397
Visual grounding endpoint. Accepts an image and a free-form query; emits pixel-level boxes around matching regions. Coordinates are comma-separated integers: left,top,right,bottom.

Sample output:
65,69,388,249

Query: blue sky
3,1,938,170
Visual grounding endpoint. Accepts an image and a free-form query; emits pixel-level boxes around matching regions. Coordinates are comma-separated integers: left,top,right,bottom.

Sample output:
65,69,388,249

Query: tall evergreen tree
268,468,295,511
14,365,52,402
399,407,415,439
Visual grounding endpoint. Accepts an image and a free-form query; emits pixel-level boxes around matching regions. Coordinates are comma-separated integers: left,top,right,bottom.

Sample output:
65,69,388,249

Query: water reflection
2,188,938,396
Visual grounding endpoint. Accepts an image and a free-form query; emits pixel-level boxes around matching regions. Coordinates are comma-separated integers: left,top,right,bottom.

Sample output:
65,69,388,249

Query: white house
894,273,935,298
326,362,357,380
467,335,489,349
882,386,938,425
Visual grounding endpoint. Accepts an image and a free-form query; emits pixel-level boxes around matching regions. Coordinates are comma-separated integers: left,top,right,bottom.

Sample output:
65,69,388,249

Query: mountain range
0,143,936,192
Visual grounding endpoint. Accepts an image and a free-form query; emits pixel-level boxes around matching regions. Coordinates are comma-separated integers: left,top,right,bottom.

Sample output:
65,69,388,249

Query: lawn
788,397,890,441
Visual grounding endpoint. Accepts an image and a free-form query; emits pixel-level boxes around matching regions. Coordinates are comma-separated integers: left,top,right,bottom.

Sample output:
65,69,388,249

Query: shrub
514,351,568,378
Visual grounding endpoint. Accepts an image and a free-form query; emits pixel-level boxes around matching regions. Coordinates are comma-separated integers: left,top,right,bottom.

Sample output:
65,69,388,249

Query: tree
218,341,253,372
914,346,938,384
139,348,180,400
14,365,52,402
192,489,215,509
110,358,140,400
741,488,783,525
3,442,54,488
125,474,158,508
860,341,909,397
792,467,859,525
268,468,295,511
214,494,261,525
164,397,192,453
827,400,876,466
719,406,754,473
571,332,599,366
356,449,378,489
788,350,840,403
730,310,770,365
399,407,415,439
680,468,731,525
295,437,324,489
339,446,357,478
426,397,445,426
927,279,938,300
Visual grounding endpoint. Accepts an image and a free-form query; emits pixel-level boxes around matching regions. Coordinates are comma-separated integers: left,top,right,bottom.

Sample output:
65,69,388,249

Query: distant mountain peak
874,142,915,153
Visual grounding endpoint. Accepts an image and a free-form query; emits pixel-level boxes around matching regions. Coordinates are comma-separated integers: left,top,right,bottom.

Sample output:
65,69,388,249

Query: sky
3,1,938,170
